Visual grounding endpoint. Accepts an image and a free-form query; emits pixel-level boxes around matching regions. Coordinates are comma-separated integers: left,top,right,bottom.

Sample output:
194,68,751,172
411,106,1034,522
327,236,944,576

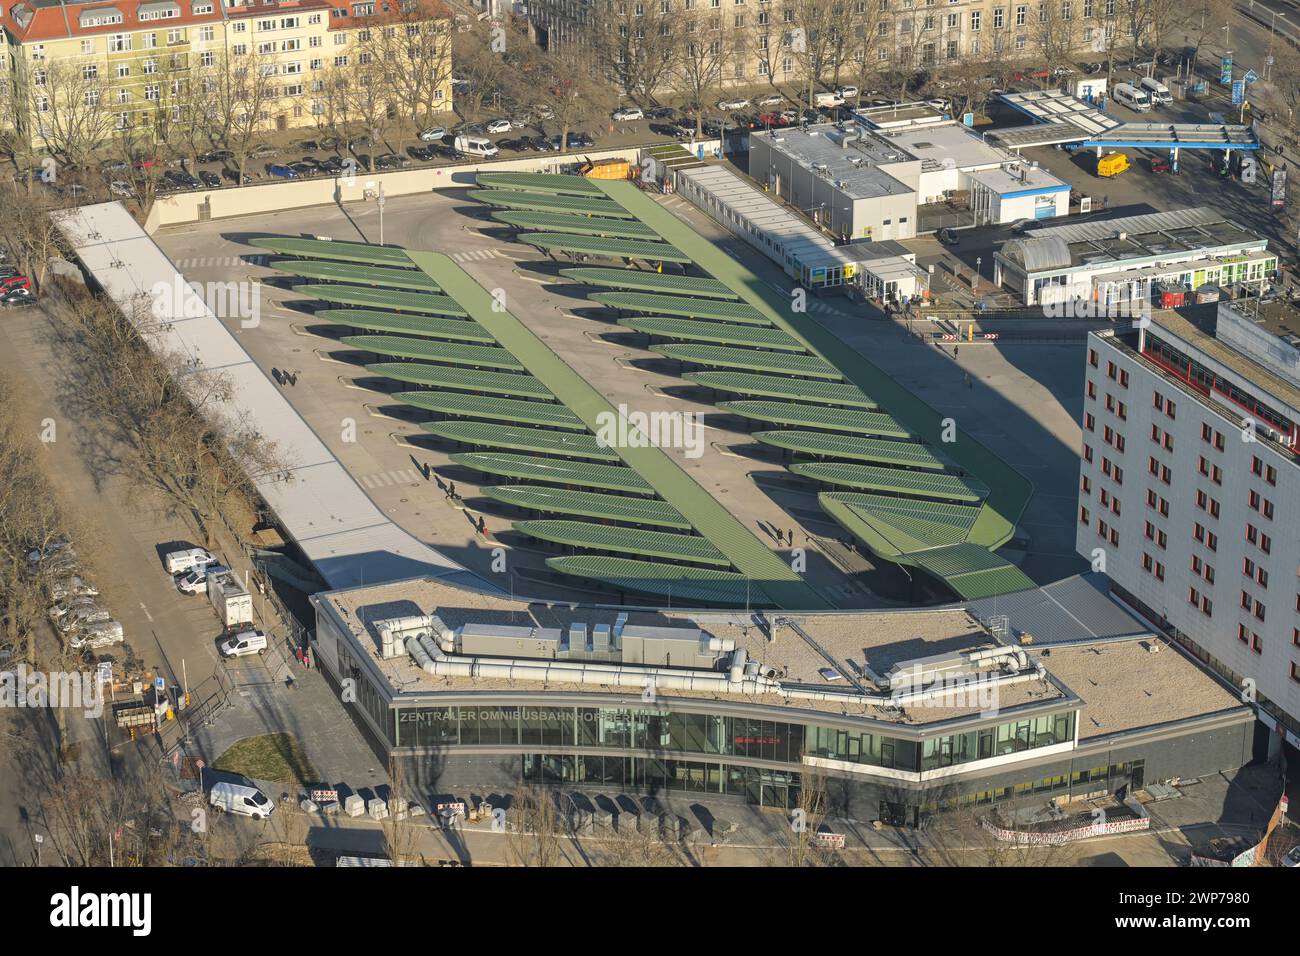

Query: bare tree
788,0,841,109
503,781,566,867
206,50,276,184
25,57,117,171
593,1,681,103
670,9,744,135
370,0,456,148
1034,1,1083,76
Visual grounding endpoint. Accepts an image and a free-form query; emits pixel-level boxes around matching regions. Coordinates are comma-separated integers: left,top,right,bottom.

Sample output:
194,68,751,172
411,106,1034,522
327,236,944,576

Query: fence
981,796,1150,845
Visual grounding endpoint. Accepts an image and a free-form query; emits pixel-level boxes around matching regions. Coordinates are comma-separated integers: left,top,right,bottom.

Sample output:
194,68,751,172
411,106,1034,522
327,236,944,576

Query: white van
453,135,498,158
219,628,268,658
1112,83,1152,111
209,781,275,819
164,547,213,576
814,91,845,108
1138,77,1173,106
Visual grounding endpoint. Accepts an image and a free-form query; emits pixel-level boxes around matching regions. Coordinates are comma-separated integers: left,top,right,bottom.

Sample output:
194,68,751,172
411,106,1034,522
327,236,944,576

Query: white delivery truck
453,135,498,158
207,568,254,633
1137,77,1173,106
164,547,213,576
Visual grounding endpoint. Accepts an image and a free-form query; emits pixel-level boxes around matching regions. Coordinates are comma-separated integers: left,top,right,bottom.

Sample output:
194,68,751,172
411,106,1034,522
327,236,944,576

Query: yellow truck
580,159,632,180
1096,152,1130,178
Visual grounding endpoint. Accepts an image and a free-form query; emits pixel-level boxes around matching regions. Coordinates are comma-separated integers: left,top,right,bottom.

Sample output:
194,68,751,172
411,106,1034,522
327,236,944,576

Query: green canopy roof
342,336,524,370
619,317,803,351
544,555,757,605
422,421,621,460
559,268,738,300
296,284,466,316
653,344,841,380
592,292,772,326
394,392,585,430
464,189,635,218
366,363,552,399
754,430,951,470
515,520,730,566
273,259,440,292
315,310,495,343
476,172,606,195
250,237,414,267
718,401,903,435
492,211,660,239
450,452,654,494
791,461,987,502
909,544,1038,600
519,233,691,263
687,372,875,408
483,485,691,529
817,492,981,559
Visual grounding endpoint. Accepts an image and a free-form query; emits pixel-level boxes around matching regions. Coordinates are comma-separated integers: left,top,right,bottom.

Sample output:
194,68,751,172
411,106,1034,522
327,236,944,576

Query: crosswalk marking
450,248,500,263
358,468,422,489
174,254,269,269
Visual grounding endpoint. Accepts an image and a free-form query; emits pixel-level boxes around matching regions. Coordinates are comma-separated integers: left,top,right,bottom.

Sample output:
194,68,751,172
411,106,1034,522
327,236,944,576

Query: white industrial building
1079,300,1300,752
749,120,1069,241
996,208,1275,307
673,163,927,302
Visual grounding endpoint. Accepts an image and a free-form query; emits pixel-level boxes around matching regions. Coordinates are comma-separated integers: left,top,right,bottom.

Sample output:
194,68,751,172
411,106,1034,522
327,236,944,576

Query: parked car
220,628,268,658
509,114,534,129
646,106,676,119
554,131,595,149
837,85,860,99
375,153,411,169
496,138,529,152
178,563,225,595
347,135,370,149
485,118,513,134
296,140,319,152
0,275,30,294
222,168,253,184
320,156,345,174
612,106,644,121
1150,158,1173,174
169,170,201,188
0,288,35,307
757,93,786,108
419,126,447,142
250,145,279,159
296,156,325,171
49,596,99,620
266,163,298,179
101,159,130,173
208,781,274,818
937,227,960,246
57,604,112,633
49,576,98,601
409,145,436,161
649,123,682,137
198,170,221,187
527,135,558,152
70,620,124,650
717,97,749,110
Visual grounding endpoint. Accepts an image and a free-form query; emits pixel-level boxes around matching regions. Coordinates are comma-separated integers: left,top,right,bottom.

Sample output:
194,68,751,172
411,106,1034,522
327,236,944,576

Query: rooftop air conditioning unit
1115,231,1128,241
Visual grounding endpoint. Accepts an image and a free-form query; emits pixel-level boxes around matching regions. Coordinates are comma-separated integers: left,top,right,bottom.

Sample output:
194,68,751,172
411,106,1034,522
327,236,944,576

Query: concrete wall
142,142,721,232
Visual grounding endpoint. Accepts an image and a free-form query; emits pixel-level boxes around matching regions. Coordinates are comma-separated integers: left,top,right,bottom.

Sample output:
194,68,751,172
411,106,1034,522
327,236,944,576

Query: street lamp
975,255,982,291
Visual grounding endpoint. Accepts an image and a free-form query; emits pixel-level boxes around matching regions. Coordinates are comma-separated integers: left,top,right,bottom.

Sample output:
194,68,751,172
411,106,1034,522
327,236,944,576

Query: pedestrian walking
448,481,457,500
271,367,283,385
954,346,959,358
478,515,486,534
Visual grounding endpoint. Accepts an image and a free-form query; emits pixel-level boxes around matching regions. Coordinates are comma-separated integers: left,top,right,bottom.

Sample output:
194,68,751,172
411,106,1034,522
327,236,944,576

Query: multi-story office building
1078,302,1300,751
0,0,451,148
310,574,1253,824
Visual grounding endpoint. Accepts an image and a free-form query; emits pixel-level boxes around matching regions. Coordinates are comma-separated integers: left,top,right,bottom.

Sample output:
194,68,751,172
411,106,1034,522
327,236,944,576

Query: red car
1150,159,1173,174
0,275,30,293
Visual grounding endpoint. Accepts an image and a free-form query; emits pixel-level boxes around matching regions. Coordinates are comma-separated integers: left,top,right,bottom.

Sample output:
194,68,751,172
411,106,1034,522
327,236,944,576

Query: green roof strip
558,268,738,300
590,180,1030,551
818,492,981,559
753,431,951,470
450,452,654,494
718,401,904,435
273,260,441,292
421,421,622,460
519,233,692,263
492,211,660,239
544,555,757,605
687,372,876,408
342,335,524,370
366,363,553,399
484,486,692,529
515,520,731,567
620,317,803,351
296,284,467,316
652,344,841,380
394,392,586,430
909,544,1038,600
249,237,414,267
464,189,636,218
791,461,987,502
476,172,606,195
315,309,496,343
592,292,772,326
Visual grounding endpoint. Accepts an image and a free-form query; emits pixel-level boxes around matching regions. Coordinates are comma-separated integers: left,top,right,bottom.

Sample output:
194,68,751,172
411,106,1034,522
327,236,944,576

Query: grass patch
213,733,318,786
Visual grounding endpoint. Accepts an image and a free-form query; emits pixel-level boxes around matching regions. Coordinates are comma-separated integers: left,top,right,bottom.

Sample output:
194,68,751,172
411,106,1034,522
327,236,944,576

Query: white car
70,620,123,650
836,85,859,99
757,93,785,107
717,97,750,111
612,106,644,121
110,181,134,197
48,576,98,601
485,118,512,134
220,629,268,658
927,97,951,112
418,126,447,142
178,563,224,595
